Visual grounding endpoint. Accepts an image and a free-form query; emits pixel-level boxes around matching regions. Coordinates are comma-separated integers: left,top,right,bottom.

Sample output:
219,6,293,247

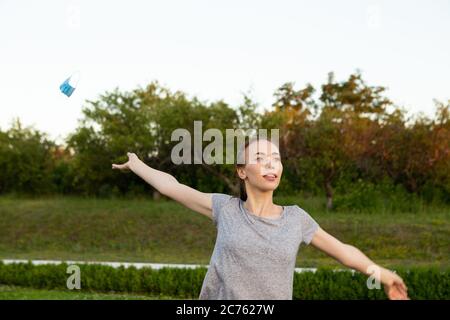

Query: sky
0,0,449,145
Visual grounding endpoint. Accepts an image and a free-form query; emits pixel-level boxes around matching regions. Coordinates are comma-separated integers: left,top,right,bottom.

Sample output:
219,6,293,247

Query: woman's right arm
112,152,213,218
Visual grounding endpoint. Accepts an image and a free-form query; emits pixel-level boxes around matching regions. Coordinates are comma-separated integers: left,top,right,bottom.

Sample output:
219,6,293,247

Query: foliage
0,262,447,299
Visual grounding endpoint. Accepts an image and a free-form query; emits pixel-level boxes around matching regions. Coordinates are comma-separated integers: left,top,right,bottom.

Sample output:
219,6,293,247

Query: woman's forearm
343,244,391,285
310,228,407,298
129,158,178,194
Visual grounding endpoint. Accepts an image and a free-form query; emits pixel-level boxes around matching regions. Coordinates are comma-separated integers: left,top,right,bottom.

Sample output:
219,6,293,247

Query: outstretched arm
310,227,409,300
112,152,213,218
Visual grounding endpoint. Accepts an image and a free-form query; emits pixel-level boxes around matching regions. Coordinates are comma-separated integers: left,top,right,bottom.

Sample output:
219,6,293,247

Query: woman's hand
382,270,409,300
112,152,140,172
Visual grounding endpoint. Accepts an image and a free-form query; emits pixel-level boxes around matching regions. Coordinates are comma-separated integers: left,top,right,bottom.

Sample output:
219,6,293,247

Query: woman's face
237,139,283,193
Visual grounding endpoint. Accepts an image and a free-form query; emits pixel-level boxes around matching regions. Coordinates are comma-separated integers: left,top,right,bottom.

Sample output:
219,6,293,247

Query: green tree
0,119,57,195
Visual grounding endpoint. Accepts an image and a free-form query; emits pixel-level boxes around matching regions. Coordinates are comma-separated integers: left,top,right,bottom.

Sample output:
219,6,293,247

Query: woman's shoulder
211,193,239,202
284,204,311,218
211,193,240,209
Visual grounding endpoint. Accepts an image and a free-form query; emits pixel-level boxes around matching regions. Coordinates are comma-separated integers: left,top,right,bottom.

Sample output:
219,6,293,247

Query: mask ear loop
69,70,80,87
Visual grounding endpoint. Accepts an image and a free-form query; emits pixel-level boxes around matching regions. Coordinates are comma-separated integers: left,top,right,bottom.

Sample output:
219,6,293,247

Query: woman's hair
236,139,252,201
236,136,274,201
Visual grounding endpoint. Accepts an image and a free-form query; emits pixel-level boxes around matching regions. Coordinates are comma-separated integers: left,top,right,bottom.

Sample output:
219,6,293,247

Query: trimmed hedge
292,267,449,299
0,262,448,299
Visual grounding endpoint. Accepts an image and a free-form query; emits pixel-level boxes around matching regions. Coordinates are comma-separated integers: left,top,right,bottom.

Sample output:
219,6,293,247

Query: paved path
1,259,328,273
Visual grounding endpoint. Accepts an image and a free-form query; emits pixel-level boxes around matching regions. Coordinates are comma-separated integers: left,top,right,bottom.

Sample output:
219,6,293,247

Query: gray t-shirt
199,193,320,300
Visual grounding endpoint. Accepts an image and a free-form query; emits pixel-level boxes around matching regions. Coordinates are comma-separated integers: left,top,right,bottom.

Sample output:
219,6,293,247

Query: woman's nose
265,159,275,168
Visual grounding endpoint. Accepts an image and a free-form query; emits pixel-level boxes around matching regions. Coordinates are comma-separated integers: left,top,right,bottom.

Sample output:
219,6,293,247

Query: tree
320,72,392,121
272,72,396,209
67,81,244,197
0,119,57,195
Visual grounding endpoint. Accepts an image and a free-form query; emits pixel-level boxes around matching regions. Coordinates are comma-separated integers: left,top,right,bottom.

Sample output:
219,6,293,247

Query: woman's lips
262,174,277,182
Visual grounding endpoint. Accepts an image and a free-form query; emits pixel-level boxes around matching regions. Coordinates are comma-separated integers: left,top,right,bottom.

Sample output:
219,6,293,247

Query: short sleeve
298,207,320,245
211,193,232,227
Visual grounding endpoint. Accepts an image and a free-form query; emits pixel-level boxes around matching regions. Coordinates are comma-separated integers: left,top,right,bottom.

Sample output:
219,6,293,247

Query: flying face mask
59,72,80,97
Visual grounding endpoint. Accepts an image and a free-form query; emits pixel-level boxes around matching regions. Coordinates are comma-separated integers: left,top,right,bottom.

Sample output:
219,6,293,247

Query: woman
112,137,409,300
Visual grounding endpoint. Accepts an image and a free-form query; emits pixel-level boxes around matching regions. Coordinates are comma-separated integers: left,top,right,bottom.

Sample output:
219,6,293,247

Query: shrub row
0,262,448,299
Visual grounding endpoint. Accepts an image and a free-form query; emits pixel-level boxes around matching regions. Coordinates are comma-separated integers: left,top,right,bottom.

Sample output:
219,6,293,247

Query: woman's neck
244,190,282,218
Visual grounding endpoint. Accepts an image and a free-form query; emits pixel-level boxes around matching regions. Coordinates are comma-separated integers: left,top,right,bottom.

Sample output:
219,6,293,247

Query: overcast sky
1,0,449,144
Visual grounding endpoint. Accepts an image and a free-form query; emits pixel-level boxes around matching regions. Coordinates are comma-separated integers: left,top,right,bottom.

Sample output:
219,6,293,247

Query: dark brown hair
236,139,251,201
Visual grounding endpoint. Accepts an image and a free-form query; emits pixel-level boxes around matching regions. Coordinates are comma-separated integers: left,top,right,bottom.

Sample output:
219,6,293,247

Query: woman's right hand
112,152,140,172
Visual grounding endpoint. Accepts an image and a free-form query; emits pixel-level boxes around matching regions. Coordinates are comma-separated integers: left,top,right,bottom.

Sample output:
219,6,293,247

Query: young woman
112,137,409,300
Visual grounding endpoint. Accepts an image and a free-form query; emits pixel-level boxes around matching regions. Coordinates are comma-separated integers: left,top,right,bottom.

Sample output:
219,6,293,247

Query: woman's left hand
383,270,410,300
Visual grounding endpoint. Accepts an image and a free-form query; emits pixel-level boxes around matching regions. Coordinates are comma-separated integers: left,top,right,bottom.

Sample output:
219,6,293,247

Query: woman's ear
236,167,246,180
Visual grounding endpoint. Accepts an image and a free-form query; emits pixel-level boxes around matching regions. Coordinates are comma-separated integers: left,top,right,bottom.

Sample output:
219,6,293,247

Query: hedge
0,262,448,299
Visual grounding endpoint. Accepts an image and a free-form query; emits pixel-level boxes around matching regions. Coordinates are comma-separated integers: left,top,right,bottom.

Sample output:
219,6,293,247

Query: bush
0,121,58,195
0,262,448,299
333,178,423,213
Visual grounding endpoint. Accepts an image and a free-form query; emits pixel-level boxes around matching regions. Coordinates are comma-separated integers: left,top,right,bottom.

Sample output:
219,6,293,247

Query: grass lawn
0,285,178,300
0,195,448,270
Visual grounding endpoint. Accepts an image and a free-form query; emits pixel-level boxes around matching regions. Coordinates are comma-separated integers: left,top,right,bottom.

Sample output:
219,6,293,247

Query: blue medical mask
59,72,79,97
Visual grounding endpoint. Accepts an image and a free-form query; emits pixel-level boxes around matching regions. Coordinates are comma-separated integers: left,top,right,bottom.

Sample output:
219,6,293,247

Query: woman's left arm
309,227,410,300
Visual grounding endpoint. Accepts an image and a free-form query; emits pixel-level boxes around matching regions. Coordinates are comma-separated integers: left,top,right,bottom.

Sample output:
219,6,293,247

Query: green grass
0,195,448,269
0,285,178,300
